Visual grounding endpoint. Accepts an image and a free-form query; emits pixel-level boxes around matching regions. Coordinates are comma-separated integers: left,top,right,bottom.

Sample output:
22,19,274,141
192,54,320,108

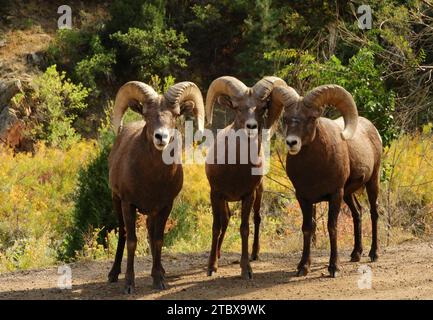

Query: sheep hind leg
327,189,343,278
216,201,230,260
150,204,172,290
366,171,380,262
207,191,224,276
344,193,363,262
251,183,263,261
108,194,126,283
296,198,314,276
240,192,256,279
122,201,137,294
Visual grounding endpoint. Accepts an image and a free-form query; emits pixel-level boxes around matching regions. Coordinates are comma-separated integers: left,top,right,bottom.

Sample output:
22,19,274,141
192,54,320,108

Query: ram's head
271,84,358,155
205,76,287,138
113,81,204,151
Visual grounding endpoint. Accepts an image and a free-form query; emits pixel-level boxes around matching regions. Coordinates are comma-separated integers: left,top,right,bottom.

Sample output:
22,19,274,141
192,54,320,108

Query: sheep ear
139,101,156,117
311,105,324,118
217,95,235,109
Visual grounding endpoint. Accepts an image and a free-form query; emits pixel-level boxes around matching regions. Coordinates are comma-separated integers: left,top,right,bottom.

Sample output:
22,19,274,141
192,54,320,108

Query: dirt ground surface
0,240,432,300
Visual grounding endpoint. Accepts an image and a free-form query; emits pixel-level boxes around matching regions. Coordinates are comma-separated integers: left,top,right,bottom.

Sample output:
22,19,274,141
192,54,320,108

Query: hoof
296,265,309,277
152,277,167,290
241,265,253,280
369,250,379,262
124,284,135,294
350,250,362,262
250,254,259,261
207,265,217,276
241,270,252,280
107,270,120,283
328,265,340,278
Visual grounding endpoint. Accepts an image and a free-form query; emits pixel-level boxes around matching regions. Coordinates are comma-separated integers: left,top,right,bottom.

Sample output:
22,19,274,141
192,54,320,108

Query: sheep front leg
108,194,125,283
251,183,263,261
366,171,380,262
327,189,343,277
122,201,137,294
297,198,314,276
207,191,224,276
240,192,255,279
149,204,171,290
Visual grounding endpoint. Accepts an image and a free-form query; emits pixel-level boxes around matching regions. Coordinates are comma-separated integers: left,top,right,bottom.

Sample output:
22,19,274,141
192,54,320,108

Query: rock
0,107,24,148
26,51,45,67
0,79,22,111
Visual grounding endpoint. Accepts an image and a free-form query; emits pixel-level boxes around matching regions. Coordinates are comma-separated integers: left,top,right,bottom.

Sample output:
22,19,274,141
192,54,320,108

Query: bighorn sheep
271,84,382,277
205,76,286,279
108,81,204,293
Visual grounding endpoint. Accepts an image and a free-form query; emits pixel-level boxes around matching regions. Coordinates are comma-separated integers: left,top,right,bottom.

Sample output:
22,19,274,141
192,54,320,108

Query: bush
58,141,116,261
75,35,116,93
107,0,166,33
46,29,93,70
31,65,90,149
59,110,116,261
47,31,115,95
111,27,189,81
318,49,397,146
265,48,397,146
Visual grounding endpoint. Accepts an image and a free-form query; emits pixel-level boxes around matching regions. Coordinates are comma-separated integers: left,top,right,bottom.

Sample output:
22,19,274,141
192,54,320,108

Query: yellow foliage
0,141,97,271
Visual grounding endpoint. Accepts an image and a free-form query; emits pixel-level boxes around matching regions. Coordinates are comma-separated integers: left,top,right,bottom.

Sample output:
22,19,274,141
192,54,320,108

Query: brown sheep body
108,81,204,293
272,84,382,277
109,121,183,212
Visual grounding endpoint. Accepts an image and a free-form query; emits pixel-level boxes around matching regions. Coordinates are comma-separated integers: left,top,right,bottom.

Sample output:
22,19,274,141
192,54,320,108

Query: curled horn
164,82,205,132
112,81,159,134
252,76,287,129
271,85,301,110
303,85,358,140
205,76,248,125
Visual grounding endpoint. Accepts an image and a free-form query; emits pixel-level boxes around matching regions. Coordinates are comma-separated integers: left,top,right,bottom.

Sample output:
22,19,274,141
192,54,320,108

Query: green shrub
46,29,92,69
31,65,90,149
75,36,116,93
318,49,397,146
266,48,397,146
59,110,115,261
111,27,189,81
107,0,166,33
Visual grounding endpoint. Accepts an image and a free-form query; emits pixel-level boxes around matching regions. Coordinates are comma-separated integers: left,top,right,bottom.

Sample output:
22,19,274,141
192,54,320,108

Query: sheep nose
246,122,258,130
154,132,168,142
286,139,298,147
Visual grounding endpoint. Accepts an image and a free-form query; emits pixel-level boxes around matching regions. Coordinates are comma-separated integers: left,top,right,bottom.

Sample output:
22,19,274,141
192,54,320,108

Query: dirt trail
1,240,432,300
